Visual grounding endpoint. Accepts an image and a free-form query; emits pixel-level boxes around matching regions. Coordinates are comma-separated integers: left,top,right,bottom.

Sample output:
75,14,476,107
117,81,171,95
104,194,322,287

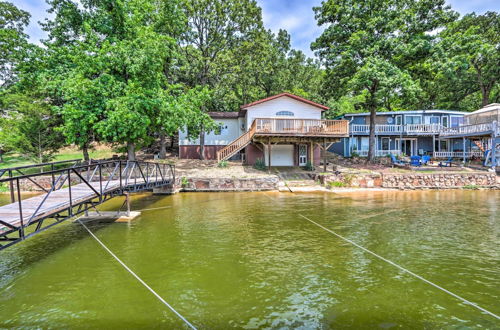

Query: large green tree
312,0,457,161
433,12,499,109
0,1,30,87
180,0,263,159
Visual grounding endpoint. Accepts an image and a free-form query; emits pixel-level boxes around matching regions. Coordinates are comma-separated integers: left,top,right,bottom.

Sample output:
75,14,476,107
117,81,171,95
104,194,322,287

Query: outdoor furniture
439,157,453,167
410,156,422,167
390,154,408,167
421,155,431,165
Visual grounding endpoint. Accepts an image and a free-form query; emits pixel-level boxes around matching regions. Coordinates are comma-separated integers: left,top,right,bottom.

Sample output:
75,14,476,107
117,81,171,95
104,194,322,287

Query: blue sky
13,0,500,58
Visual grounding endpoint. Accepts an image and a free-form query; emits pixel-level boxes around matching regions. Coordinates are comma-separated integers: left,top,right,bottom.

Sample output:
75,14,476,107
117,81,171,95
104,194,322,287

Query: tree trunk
0,149,3,163
367,105,377,162
159,132,167,159
82,143,90,162
199,128,205,160
127,142,136,161
482,87,490,107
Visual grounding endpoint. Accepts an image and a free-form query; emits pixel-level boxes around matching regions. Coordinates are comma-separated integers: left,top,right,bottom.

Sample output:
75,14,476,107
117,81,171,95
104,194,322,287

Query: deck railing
440,122,496,137
433,151,483,158
355,150,402,157
350,124,442,134
405,124,442,134
255,118,348,136
216,120,257,161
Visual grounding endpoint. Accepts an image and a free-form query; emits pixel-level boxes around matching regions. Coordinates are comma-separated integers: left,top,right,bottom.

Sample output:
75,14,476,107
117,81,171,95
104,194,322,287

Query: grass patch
328,181,346,188
0,148,116,170
463,184,480,190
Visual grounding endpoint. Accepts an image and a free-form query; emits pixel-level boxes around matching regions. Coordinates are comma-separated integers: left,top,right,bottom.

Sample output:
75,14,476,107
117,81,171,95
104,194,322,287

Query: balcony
440,122,499,138
350,124,444,135
254,118,349,137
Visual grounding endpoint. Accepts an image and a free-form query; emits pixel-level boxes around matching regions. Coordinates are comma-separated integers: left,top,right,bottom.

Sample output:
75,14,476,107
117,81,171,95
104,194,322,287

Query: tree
1,92,65,163
312,0,456,161
41,0,207,161
0,1,30,87
434,12,499,108
181,0,263,159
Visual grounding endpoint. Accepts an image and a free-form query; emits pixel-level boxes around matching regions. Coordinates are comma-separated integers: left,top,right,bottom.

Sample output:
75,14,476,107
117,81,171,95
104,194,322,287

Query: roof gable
240,93,329,111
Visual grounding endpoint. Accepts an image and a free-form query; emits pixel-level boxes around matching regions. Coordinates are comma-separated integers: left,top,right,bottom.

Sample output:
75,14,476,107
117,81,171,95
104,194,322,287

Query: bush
180,176,189,188
303,161,314,171
253,158,267,171
351,151,359,158
328,181,345,188
218,160,228,168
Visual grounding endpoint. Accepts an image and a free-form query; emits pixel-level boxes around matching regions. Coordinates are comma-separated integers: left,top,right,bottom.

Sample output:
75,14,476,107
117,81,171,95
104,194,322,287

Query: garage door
265,145,294,166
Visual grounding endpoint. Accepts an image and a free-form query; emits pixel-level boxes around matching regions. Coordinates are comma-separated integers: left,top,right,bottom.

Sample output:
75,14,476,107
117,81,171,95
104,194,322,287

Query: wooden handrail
254,118,348,135
217,120,257,161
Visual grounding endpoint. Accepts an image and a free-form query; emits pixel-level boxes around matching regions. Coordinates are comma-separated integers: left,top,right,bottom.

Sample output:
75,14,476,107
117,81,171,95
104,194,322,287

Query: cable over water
77,218,198,329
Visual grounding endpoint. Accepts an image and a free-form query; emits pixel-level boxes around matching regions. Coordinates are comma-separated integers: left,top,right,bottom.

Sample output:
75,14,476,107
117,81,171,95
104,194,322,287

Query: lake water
0,190,499,328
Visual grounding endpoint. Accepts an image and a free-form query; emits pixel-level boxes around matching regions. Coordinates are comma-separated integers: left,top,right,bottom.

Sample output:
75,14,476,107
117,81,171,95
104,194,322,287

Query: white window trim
395,115,403,125
381,137,390,151
450,115,463,128
404,115,422,125
427,115,440,124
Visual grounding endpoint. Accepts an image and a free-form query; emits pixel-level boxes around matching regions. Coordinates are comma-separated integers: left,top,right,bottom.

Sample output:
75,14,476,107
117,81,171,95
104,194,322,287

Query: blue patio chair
410,156,422,167
438,157,453,167
390,154,408,166
421,155,431,165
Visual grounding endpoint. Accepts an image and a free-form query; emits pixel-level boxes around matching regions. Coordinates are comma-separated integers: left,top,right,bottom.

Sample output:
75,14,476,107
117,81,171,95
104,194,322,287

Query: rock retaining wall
381,172,497,189
317,171,498,189
154,176,279,194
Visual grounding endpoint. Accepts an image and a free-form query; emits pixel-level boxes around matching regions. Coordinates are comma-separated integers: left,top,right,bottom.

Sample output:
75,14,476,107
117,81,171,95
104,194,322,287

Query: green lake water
0,190,499,328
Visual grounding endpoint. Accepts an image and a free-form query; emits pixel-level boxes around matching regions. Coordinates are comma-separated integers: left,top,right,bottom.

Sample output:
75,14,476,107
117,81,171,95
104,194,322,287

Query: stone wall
316,171,498,189
381,172,497,189
315,172,383,188
154,176,279,194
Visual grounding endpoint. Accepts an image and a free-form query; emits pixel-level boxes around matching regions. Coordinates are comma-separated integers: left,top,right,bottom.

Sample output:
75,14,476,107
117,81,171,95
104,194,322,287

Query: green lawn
0,149,117,170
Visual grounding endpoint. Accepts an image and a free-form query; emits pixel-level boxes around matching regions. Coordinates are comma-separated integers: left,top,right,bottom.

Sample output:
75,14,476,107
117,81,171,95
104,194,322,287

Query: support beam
463,137,466,163
323,138,327,172
268,137,271,171
310,141,314,167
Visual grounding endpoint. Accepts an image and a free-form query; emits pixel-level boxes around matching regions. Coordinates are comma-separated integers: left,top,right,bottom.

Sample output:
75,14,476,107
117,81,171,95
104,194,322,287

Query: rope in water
298,214,500,320
77,218,198,329
263,193,499,320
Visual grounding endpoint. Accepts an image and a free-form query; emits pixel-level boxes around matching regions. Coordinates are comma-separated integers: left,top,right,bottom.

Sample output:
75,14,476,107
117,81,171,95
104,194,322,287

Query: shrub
253,158,267,171
303,161,314,171
180,176,189,188
351,151,359,158
218,160,228,168
328,181,345,188
0,183,8,193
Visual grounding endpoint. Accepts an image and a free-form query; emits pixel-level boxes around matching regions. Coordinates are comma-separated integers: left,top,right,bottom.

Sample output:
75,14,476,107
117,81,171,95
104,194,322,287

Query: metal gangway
0,159,175,250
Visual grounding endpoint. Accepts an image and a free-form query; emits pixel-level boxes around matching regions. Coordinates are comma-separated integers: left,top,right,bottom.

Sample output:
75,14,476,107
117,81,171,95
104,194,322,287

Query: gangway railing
0,160,175,251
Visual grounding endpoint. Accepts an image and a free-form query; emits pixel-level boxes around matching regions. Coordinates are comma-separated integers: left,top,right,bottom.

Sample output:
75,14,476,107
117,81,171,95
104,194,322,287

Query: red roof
240,93,329,111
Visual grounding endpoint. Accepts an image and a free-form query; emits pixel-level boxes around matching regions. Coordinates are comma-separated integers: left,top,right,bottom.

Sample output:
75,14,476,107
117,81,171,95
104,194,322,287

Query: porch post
432,134,435,157
462,137,466,163
268,137,271,171
310,141,314,166
323,138,327,172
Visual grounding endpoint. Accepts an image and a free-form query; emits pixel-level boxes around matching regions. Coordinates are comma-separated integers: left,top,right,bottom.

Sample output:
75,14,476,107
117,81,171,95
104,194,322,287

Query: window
381,137,390,151
429,116,440,124
395,115,403,125
439,140,449,151
360,137,369,151
441,116,449,127
275,111,294,116
405,115,422,124
450,116,463,128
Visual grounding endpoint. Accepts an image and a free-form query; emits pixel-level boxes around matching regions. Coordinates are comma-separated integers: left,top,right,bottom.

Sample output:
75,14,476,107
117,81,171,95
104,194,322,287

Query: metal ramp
0,160,175,251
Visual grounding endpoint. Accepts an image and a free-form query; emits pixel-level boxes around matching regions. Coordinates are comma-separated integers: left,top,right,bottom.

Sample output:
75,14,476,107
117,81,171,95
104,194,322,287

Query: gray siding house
330,110,476,158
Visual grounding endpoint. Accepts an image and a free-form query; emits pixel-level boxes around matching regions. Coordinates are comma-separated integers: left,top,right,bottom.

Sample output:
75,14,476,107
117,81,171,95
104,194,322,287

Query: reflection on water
0,190,499,328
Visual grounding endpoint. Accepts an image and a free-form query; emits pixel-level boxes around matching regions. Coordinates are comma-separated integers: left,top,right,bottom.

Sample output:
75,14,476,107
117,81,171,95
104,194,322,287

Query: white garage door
265,145,294,166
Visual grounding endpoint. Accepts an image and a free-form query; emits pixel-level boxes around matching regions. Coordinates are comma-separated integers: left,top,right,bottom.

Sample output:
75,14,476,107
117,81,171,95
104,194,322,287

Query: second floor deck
350,124,446,135
254,118,349,137
440,122,499,138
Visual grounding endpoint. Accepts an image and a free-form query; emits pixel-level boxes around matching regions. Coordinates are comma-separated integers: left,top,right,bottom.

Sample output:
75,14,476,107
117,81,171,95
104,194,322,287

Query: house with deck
440,103,500,167
330,109,477,158
179,93,349,167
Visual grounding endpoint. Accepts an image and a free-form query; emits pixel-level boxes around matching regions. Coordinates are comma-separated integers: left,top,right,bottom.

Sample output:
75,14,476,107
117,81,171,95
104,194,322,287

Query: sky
12,0,500,58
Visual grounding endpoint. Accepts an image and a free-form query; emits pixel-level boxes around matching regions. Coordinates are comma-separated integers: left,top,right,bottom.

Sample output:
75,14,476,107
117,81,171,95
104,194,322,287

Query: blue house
330,110,477,158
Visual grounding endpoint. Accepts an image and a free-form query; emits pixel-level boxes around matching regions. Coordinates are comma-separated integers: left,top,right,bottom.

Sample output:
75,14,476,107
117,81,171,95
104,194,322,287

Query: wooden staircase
473,140,486,152
217,120,257,162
